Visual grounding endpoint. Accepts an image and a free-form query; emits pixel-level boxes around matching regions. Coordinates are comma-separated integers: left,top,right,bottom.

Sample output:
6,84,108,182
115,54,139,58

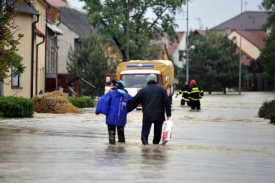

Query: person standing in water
128,74,171,145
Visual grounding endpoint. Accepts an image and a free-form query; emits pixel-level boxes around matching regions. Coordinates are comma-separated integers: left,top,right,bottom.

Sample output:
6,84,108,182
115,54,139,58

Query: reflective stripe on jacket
188,85,203,101
177,84,190,101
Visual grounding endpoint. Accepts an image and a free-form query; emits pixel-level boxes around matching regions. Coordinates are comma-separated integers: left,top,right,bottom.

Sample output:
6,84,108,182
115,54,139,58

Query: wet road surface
0,92,275,183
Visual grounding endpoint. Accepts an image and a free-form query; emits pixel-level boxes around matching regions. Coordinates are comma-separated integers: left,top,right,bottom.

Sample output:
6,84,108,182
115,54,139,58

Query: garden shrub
270,113,275,124
68,96,94,108
258,99,275,124
258,99,275,118
0,96,34,117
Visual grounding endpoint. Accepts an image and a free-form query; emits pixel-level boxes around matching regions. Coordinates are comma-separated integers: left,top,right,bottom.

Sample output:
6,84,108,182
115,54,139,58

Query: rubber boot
109,139,116,145
117,127,125,143
141,136,148,145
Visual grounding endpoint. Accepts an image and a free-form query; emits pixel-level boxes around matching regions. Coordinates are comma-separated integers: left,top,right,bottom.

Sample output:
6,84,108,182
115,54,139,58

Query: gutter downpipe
31,14,40,98
36,36,45,95
49,33,57,90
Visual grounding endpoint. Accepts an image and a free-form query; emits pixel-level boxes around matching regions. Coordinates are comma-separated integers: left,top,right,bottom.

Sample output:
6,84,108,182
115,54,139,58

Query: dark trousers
190,100,201,110
107,125,125,144
141,120,163,145
181,99,190,106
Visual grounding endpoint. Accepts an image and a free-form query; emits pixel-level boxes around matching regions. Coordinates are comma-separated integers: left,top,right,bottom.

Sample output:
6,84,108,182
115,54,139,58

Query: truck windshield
122,74,157,88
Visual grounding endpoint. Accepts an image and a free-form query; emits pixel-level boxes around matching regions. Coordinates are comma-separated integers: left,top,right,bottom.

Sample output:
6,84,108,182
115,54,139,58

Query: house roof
57,7,91,39
47,0,69,7
47,20,63,35
211,11,269,31
195,30,206,37
34,25,45,37
231,30,267,49
167,31,185,55
12,1,39,15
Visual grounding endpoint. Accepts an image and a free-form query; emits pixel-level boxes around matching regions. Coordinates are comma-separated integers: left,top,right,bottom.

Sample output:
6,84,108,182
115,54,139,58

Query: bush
270,113,275,124
258,99,275,118
0,96,34,117
68,96,94,108
258,99,275,124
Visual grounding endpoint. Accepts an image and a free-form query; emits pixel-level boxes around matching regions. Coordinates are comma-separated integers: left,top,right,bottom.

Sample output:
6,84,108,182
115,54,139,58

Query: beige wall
3,14,33,98
228,32,260,59
57,23,79,74
3,0,47,98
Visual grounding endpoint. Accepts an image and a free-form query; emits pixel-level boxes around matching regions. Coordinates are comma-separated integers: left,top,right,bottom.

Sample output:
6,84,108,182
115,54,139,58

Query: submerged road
0,92,274,183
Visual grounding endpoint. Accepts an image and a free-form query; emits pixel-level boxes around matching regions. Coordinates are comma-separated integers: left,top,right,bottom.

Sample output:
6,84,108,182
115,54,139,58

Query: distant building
211,11,269,31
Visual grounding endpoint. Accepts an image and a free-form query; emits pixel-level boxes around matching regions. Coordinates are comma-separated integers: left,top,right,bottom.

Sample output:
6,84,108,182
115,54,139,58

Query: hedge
68,96,94,108
0,96,34,117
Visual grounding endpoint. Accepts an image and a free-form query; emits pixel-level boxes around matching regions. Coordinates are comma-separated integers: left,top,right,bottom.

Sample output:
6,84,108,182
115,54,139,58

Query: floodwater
0,92,275,183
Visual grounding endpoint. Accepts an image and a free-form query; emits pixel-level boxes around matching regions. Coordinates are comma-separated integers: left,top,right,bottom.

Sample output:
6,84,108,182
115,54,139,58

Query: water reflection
139,146,168,180
105,145,126,164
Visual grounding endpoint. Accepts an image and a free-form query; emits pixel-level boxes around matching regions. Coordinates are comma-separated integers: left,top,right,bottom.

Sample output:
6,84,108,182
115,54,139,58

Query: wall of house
173,34,186,69
3,14,32,98
228,32,260,60
57,23,79,74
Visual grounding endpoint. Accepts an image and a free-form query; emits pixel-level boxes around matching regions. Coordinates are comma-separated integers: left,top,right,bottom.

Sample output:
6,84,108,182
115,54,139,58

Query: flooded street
0,92,275,183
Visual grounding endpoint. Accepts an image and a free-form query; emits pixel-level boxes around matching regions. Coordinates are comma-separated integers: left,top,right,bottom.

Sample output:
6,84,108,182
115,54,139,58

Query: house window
11,68,20,87
179,50,186,61
47,50,56,73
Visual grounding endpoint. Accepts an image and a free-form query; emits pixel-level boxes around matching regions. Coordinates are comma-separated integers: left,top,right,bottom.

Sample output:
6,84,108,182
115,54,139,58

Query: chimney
224,27,231,36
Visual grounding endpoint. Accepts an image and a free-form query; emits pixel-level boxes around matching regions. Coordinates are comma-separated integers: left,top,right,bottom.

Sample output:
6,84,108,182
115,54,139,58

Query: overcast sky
67,0,264,31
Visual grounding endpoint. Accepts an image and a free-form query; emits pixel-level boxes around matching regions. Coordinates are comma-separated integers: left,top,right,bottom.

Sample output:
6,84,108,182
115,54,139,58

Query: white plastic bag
162,120,174,145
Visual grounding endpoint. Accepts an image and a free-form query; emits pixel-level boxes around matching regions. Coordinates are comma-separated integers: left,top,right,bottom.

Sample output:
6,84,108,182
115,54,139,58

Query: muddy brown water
0,92,274,183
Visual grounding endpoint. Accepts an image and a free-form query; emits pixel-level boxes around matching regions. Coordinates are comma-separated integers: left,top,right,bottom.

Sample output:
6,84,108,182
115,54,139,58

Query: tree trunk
223,87,226,94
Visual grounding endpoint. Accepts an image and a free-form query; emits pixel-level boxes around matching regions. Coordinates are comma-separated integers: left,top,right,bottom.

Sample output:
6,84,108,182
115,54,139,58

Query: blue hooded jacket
106,87,132,127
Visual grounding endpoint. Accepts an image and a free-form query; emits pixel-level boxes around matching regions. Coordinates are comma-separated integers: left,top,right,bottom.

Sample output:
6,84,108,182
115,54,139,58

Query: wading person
176,80,190,106
105,80,132,145
128,74,171,145
188,79,203,111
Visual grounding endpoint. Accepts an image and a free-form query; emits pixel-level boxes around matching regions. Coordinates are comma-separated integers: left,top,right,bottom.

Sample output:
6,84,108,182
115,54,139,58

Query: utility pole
126,0,130,61
239,0,243,95
185,0,189,81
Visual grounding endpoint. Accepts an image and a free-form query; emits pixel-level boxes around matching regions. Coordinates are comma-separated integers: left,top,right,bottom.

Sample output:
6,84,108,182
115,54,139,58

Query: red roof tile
34,25,44,37
235,30,267,49
47,0,69,7
195,30,206,37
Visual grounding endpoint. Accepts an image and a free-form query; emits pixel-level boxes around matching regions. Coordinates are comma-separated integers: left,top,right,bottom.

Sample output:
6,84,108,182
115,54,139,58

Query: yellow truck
105,60,175,103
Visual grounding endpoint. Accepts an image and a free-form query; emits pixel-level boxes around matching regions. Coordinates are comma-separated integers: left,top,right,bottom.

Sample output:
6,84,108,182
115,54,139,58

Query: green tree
66,32,120,97
0,1,25,81
82,0,186,61
188,30,241,94
260,0,275,83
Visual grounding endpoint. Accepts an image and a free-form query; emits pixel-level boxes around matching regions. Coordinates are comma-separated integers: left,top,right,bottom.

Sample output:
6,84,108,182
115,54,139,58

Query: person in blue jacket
106,80,132,145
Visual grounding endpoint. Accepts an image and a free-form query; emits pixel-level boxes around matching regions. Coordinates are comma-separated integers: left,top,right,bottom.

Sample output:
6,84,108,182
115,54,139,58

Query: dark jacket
177,84,190,101
188,84,204,101
128,81,171,122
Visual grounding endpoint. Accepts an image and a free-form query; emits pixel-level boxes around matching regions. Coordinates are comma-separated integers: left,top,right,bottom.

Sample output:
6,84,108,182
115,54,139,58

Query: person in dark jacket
106,80,132,145
110,79,117,91
188,79,203,110
128,74,171,145
176,80,190,106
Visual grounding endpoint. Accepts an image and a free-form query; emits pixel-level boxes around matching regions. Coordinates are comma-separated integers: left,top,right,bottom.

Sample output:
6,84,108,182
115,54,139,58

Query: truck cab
105,60,174,104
